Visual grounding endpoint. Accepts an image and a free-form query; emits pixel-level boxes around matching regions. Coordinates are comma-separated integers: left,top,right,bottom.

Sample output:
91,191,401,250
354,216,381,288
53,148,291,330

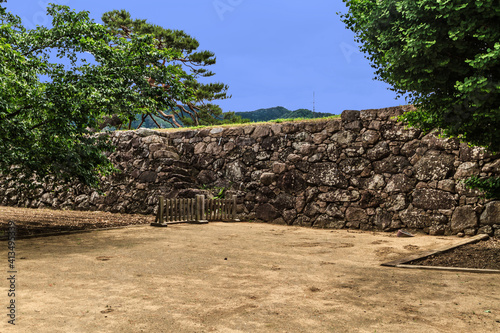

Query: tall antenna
313,91,316,114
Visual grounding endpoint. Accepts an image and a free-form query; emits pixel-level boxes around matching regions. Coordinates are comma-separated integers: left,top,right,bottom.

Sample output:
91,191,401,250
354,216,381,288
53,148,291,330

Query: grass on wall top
148,114,342,133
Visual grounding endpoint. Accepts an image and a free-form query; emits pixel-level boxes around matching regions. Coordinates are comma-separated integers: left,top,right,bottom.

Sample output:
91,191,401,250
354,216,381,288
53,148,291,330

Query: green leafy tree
0,2,191,188
101,9,246,128
341,0,500,197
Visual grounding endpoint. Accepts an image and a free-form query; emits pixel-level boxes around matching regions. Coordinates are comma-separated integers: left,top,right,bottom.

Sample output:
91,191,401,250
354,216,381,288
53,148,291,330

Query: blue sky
5,0,406,114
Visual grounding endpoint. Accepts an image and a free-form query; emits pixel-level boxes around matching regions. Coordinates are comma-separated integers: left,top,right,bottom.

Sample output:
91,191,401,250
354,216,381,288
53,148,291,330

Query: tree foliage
341,0,500,197
341,0,499,151
463,175,500,200
0,3,191,188
101,9,245,128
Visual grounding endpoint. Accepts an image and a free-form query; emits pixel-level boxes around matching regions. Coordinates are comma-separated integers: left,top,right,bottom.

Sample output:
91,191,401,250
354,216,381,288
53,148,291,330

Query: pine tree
101,10,245,128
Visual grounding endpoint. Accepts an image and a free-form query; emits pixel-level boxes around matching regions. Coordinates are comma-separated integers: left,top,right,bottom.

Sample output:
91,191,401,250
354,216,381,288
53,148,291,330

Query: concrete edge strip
394,264,500,274
150,220,209,227
381,234,499,274
151,220,234,226
0,223,150,241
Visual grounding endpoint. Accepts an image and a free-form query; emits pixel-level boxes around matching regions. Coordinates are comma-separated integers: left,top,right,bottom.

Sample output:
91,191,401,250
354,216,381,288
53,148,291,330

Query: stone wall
1,106,499,236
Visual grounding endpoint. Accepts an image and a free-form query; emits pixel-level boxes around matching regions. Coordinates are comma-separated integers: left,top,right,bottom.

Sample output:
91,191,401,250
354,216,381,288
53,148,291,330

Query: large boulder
361,130,380,145
331,131,357,145
318,190,360,202
225,161,246,181
454,162,480,179
366,141,390,161
421,132,460,150
339,157,371,175
384,174,416,193
260,172,276,186
277,170,307,192
345,207,368,223
451,206,478,233
480,201,500,225
273,193,295,210
313,214,345,229
400,207,431,228
374,210,393,230
414,150,455,181
255,203,279,222
412,189,456,210
306,163,348,188
341,110,360,122
250,125,271,139
138,171,157,183
344,209,367,228
381,124,420,141
197,170,216,184
373,155,410,174
282,209,297,225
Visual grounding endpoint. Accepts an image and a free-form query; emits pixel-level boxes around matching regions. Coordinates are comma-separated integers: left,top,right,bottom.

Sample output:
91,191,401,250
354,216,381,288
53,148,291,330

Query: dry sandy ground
1,222,499,333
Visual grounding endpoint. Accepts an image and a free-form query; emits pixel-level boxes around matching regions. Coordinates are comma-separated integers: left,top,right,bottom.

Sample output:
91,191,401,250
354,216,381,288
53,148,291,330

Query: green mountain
235,106,335,122
124,106,335,129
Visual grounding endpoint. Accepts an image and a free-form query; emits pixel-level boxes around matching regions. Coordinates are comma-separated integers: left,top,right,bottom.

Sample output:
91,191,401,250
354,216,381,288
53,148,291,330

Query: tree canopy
0,3,192,188
341,0,499,197
101,9,246,129
341,0,499,151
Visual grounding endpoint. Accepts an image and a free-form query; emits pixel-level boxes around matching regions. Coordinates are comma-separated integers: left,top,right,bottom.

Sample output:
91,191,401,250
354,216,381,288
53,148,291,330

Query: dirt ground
1,206,499,270
1,214,500,332
0,206,154,238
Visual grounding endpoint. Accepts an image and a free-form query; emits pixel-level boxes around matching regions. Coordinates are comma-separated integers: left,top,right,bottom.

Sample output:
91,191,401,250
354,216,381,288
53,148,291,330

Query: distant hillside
124,106,335,129
235,106,335,122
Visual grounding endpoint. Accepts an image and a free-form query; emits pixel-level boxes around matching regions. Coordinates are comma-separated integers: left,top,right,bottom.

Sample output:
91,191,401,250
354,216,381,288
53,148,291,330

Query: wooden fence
151,194,239,227
205,197,238,222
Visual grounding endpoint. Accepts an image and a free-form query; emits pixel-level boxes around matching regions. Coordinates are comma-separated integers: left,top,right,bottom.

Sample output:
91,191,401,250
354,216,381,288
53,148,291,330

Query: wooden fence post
195,194,208,224
158,196,164,223
232,195,239,222
151,196,168,227
195,195,201,221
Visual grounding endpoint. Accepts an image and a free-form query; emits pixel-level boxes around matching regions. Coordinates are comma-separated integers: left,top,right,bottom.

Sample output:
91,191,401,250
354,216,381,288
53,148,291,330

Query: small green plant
200,183,232,199
462,176,500,200
213,187,226,199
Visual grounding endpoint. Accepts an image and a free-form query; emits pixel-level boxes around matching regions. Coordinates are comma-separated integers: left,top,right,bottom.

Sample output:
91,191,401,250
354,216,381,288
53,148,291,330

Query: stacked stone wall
1,105,499,236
